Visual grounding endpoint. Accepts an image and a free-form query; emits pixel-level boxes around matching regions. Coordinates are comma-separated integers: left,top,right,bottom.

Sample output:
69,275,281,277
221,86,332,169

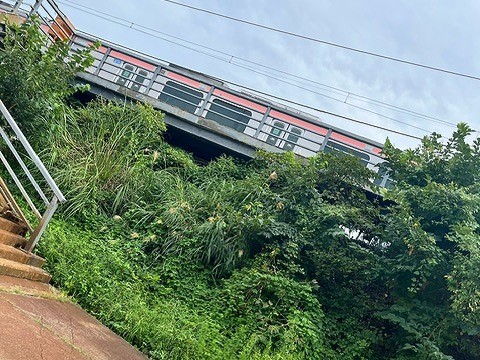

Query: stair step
0,228,27,247
0,244,45,267
0,216,27,236
0,258,51,283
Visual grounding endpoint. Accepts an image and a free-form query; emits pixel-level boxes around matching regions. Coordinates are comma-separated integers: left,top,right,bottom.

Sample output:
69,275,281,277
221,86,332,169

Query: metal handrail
0,0,72,252
0,101,65,202
0,100,65,252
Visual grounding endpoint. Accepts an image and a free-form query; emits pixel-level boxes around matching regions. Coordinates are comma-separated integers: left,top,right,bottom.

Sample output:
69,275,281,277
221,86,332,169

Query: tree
0,17,94,141
378,123,480,359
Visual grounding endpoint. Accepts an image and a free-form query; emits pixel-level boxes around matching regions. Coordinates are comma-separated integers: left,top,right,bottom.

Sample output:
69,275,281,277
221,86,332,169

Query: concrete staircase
0,217,51,283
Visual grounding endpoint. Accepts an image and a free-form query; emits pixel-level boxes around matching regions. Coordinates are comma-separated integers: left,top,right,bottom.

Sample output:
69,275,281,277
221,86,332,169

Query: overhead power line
59,1,429,140
224,78,425,140
159,0,480,82
231,62,433,134
60,0,456,129
61,1,455,128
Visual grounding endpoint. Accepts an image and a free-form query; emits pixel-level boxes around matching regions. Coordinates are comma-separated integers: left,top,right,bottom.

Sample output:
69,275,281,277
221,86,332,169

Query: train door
131,69,148,92
116,63,134,87
266,121,303,151
266,121,285,146
283,127,303,151
116,63,150,92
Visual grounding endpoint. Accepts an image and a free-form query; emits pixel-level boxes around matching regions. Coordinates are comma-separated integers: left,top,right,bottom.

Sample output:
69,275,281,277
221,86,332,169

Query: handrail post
24,196,58,253
197,85,215,116
29,0,43,17
94,47,111,76
254,107,271,138
319,129,333,151
13,0,24,14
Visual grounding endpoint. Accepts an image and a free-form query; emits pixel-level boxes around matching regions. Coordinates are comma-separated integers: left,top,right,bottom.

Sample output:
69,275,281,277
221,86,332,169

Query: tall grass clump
42,99,165,215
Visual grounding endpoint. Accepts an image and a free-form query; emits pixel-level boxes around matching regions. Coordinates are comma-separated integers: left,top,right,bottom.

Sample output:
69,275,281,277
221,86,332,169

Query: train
1,0,392,188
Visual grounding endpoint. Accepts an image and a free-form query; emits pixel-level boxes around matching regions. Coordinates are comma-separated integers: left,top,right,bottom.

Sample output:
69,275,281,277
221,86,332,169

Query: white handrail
0,101,66,202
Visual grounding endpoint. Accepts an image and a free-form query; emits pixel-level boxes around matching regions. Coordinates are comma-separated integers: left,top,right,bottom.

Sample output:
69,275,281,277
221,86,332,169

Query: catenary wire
159,0,480,82
231,61,456,127
231,62,434,134
59,1,429,140
60,0,456,128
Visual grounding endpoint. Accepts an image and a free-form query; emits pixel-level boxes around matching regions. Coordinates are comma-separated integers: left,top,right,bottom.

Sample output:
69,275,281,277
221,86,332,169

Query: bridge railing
0,100,65,252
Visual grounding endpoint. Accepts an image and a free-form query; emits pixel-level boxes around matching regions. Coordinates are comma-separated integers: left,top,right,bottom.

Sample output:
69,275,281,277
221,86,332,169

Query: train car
69,32,391,187
0,1,392,188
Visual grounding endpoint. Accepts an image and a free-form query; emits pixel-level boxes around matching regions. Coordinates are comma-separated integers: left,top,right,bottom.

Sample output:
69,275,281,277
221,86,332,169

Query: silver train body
70,32,391,187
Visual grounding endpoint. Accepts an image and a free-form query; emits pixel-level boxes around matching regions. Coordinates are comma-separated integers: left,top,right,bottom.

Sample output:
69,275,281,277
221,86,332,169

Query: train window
158,81,203,113
324,140,370,166
373,163,394,188
205,99,252,132
266,121,285,145
373,163,389,186
283,127,302,151
131,69,148,92
116,64,134,86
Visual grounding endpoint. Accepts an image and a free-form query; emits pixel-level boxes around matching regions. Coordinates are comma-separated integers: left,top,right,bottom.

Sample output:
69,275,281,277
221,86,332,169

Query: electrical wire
159,0,480,82
59,1,431,140
231,62,433,134
60,0,455,128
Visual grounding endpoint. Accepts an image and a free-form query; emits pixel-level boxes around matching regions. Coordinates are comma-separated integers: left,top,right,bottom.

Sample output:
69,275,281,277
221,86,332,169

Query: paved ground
0,275,147,360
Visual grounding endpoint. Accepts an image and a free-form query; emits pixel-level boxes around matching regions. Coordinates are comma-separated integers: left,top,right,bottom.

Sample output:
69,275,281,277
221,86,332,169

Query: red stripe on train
166,71,211,91
269,110,329,135
110,50,156,72
330,132,366,150
213,89,267,113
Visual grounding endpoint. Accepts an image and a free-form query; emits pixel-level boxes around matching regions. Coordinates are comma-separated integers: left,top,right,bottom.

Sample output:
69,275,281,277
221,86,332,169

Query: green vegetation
2,20,480,359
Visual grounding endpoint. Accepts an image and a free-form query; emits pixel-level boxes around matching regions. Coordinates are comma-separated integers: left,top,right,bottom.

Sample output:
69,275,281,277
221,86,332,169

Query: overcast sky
56,0,480,149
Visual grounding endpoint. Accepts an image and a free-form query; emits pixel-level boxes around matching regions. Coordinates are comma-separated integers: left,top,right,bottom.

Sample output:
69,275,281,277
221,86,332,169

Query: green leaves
43,100,165,215
0,17,94,141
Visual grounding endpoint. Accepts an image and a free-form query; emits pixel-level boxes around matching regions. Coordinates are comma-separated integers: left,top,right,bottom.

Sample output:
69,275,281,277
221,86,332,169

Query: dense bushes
2,20,479,359
38,128,480,358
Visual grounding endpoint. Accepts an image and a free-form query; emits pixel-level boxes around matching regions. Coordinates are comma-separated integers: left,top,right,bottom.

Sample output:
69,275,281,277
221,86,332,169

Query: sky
52,0,480,149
